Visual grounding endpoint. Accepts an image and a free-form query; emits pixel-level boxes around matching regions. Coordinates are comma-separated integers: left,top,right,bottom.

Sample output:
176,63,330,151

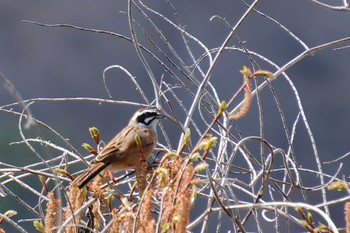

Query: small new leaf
191,184,197,203
189,152,200,162
157,167,169,176
240,66,252,80
217,101,227,117
33,220,45,233
295,207,305,217
316,224,329,230
307,212,313,223
54,168,75,181
82,143,98,155
194,162,209,172
198,134,218,151
183,128,191,147
0,210,17,224
299,220,308,228
251,70,274,79
164,152,178,160
38,175,48,192
89,127,100,145
173,215,181,223
327,181,348,191
4,210,17,218
157,168,169,186
179,128,191,154
107,193,113,213
161,223,170,233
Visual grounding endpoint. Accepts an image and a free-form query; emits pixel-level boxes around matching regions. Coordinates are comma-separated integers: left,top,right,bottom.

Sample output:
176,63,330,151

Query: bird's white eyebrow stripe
135,110,159,125
144,116,156,124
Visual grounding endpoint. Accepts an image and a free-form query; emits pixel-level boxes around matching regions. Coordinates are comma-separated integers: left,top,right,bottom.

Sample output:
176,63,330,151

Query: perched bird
72,107,164,189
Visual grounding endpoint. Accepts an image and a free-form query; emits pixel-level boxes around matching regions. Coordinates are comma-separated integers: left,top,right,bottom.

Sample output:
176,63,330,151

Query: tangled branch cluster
1,0,350,232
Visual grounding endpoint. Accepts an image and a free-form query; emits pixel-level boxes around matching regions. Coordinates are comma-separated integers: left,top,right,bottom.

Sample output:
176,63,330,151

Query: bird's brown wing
72,126,156,189
94,126,156,168
94,126,134,164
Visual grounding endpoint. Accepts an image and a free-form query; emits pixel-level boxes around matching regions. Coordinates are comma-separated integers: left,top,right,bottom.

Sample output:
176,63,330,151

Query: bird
72,107,164,189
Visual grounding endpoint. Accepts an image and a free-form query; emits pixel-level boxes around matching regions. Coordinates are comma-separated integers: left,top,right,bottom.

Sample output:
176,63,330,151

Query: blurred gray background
1,0,350,232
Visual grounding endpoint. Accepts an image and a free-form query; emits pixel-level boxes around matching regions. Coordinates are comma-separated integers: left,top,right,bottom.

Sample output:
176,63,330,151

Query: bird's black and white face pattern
130,108,164,130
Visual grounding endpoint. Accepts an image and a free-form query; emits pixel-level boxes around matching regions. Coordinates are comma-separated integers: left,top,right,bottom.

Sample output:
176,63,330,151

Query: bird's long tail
72,162,109,189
